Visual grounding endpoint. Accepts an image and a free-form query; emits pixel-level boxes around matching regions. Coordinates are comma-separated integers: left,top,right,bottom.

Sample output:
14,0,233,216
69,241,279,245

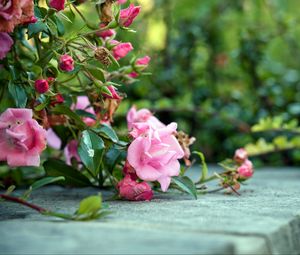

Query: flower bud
35,79,49,94
110,40,133,60
49,0,66,11
117,175,153,201
59,54,74,72
102,85,122,100
119,4,141,27
96,23,116,39
237,159,253,179
117,0,127,4
234,148,248,163
51,93,64,106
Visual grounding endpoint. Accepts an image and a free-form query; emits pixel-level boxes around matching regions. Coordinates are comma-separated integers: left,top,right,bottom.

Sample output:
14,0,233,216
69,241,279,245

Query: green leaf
92,124,119,143
86,66,105,82
31,176,66,190
105,145,126,172
193,151,208,183
43,159,92,187
172,176,197,199
75,109,96,120
52,105,86,130
8,82,27,108
54,16,65,36
28,21,48,38
76,194,102,215
78,130,105,175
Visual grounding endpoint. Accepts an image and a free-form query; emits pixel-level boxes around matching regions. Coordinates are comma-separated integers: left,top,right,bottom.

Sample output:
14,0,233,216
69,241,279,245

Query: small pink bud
96,23,116,39
237,159,253,179
49,0,66,11
111,40,133,60
234,148,248,163
128,72,138,78
102,86,122,100
119,4,141,27
117,0,127,4
51,93,64,106
117,175,153,201
35,79,49,94
47,77,55,83
22,16,38,25
136,56,151,66
59,54,74,72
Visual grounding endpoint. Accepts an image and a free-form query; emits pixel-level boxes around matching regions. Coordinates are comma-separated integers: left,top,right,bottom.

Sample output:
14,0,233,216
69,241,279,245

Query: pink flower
64,139,81,166
0,0,34,32
72,96,96,126
234,148,248,163
136,56,151,66
0,108,47,167
22,15,37,25
126,106,165,135
119,4,141,27
46,128,61,150
102,85,122,100
237,159,253,179
128,72,138,78
111,40,133,60
96,23,116,39
34,79,49,94
51,93,64,106
0,32,13,60
118,175,153,201
127,123,184,192
117,0,127,4
49,0,65,11
59,54,74,72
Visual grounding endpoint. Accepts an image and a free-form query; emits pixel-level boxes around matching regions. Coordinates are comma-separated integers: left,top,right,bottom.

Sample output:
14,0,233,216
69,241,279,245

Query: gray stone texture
0,167,300,254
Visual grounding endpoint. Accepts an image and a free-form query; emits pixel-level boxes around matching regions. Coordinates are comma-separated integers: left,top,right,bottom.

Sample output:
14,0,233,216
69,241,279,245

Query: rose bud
117,175,153,201
51,93,64,106
47,77,56,83
130,56,151,78
59,54,74,72
117,0,127,4
234,148,248,164
119,4,141,27
237,159,254,179
49,0,66,11
110,40,133,60
102,85,122,100
96,23,116,39
22,16,38,25
35,79,49,94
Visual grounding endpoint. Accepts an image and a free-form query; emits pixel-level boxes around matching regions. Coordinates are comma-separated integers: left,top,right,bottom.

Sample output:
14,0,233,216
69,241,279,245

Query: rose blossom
102,86,121,100
46,128,61,150
59,54,74,72
0,0,34,32
127,123,184,192
0,32,13,60
49,0,66,11
111,40,133,60
96,23,116,39
0,108,47,167
126,106,165,134
237,159,253,179
72,96,96,126
118,175,153,201
64,139,81,165
119,4,141,27
234,148,248,163
35,79,49,94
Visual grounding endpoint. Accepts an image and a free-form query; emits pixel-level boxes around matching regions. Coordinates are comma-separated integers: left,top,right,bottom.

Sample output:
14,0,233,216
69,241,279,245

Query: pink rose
118,175,153,201
119,4,141,27
35,79,49,94
126,106,165,134
127,123,184,192
59,54,74,72
129,56,151,78
72,96,96,126
237,159,253,179
49,0,65,11
0,32,13,60
46,128,61,150
96,23,116,39
234,148,248,163
64,139,81,166
102,86,122,100
0,0,34,32
111,40,133,60
0,108,47,167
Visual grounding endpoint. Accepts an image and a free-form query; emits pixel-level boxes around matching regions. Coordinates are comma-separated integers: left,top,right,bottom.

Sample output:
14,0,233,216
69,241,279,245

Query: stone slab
0,167,300,254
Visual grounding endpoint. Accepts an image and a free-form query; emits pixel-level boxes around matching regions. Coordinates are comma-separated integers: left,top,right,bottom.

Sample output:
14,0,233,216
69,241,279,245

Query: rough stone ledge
0,167,300,255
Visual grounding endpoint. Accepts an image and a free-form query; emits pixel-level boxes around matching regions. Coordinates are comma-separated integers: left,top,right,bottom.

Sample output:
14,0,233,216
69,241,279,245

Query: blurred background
114,0,300,165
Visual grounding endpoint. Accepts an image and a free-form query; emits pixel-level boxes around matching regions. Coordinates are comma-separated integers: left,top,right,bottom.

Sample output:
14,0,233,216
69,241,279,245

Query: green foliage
172,176,197,199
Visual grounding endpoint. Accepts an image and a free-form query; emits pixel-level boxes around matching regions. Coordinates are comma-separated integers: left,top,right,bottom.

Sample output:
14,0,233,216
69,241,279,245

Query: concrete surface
0,167,300,254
